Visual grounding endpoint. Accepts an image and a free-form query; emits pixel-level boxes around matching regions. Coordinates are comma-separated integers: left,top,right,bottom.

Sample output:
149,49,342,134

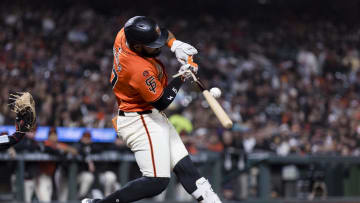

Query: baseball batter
82,16,221,203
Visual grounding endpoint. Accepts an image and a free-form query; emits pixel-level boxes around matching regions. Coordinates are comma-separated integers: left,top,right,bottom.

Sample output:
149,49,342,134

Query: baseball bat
192,75,233,129
173,57,233,129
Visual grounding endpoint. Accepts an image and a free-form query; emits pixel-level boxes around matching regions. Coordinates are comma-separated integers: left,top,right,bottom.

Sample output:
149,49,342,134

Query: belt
118,110,152,116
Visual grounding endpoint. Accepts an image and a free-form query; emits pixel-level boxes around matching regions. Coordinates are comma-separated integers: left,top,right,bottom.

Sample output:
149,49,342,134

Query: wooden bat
173,57,233,129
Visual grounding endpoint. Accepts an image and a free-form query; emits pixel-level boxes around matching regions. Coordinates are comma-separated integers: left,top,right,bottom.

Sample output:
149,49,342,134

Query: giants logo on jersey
145,76,157,93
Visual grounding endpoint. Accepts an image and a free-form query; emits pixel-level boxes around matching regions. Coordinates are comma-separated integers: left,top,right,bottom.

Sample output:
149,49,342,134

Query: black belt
118,110,152,116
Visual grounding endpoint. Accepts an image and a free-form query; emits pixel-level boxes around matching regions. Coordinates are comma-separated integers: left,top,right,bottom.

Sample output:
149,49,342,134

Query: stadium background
1,0,360,202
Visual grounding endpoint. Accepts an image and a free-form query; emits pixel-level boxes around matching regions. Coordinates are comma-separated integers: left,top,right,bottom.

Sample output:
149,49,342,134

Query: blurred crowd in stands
0,0,360,201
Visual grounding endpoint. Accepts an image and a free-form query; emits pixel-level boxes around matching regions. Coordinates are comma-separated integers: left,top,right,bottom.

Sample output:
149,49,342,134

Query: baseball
210,87,221,98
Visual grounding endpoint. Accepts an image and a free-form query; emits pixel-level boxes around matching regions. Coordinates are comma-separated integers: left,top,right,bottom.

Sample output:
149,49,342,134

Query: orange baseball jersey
110,28,168,112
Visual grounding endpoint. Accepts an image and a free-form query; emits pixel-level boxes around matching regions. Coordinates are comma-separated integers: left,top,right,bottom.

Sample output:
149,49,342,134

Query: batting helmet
124,16,169,49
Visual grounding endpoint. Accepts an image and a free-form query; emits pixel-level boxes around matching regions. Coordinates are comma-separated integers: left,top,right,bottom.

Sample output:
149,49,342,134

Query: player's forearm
151,77,183,111
0,132,25,150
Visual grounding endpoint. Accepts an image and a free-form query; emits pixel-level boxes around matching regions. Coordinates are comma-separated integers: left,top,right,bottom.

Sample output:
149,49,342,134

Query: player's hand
7,147,16,158
171,40,198,65
173,56,199,79
177,64,195,81
88,161,96,172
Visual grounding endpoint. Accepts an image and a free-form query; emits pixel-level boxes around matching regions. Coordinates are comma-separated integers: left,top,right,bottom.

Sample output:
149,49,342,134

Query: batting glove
171,40,198,65
176,64,196,81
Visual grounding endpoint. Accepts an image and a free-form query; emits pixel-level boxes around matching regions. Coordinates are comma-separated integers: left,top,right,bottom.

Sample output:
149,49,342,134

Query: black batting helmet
124,16,169,49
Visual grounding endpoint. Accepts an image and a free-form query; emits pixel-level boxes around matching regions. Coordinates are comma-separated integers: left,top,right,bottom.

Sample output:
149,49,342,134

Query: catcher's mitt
9,92,36,132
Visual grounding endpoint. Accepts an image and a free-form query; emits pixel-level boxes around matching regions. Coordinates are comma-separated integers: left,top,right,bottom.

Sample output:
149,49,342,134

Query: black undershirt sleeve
151,77,184,111
0,132,25,150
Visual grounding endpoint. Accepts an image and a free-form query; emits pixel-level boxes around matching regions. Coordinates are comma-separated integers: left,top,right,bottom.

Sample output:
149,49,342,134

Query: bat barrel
202,90,233,129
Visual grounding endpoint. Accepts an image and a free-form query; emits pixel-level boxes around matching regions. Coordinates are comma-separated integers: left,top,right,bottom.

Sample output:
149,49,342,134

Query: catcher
0,92,36,150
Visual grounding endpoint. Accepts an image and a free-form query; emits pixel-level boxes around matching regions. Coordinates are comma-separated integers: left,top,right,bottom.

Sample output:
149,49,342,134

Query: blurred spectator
73,132,122,199
12,131,43,202
0,132,16,199
41,129,78,202
306,164,328,200
73,131,97,199
222,130,247,200
242,131,256,154
206,129,224,153
91,137,126,198
179,130,198,155
222,183,239,201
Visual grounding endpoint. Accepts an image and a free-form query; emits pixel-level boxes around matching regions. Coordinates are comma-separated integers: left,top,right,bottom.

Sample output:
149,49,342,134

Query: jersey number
111,67,118,89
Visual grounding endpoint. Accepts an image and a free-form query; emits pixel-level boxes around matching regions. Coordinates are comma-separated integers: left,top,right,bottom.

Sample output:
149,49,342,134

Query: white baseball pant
116,109,188,178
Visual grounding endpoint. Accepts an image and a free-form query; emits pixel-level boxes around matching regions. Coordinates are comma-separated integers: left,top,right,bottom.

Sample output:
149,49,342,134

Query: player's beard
140,48,161,58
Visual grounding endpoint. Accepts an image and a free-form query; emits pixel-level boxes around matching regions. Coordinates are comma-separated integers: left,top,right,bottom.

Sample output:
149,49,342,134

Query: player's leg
99,171,118,196
35,174,53,202
24,179,35,203
84,113,172,203
168,123,222,203
174,156,222,203
78,171,95,198
89,176,169,203
55,168,69,202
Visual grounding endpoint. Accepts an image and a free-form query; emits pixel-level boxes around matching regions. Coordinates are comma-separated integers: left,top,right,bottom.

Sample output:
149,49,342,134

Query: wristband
167,38,176,48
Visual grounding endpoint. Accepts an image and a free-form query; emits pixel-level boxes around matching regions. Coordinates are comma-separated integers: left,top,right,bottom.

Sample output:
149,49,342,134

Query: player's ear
133,44,142,52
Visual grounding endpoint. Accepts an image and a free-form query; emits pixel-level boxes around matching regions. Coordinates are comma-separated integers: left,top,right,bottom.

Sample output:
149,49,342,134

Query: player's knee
82,172,95,184
148,177,170,195
173,155,200,179
101,171,117,185
155,177,170,193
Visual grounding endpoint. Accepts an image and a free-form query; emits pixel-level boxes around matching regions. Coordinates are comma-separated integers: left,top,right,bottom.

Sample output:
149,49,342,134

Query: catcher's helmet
124,16,168,48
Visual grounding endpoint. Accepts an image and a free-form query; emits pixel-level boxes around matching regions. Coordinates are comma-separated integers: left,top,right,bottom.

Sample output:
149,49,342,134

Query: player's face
81,136,91,144
48,132,58,142
140,46,161,58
